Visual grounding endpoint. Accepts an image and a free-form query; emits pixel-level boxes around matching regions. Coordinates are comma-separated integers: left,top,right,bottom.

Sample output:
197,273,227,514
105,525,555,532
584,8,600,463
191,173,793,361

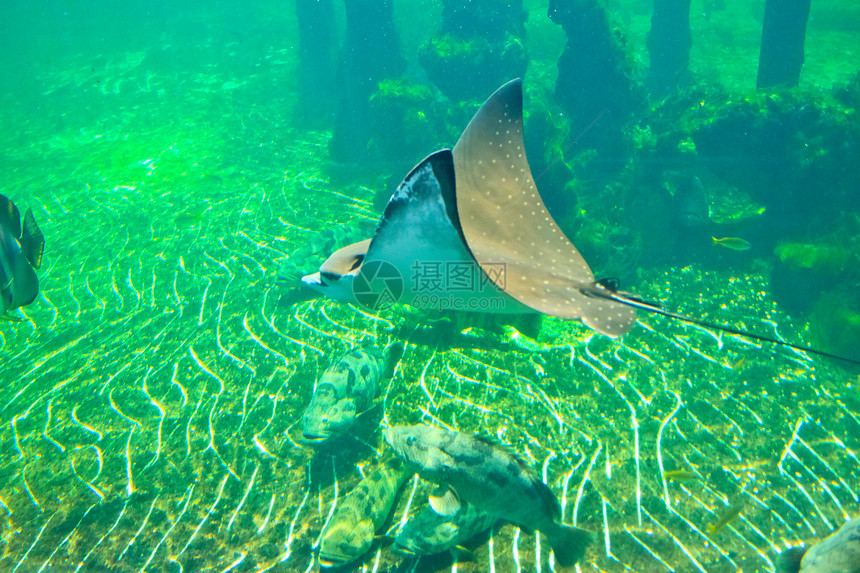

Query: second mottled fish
393,501,496,558
302,345,389,444
318,458,410,568
675,175,709,229
384,424,593,567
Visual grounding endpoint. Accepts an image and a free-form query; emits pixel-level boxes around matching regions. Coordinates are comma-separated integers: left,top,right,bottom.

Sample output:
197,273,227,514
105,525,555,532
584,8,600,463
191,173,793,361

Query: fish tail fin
775,547,808,573
21,209,44,269
546,523,594,568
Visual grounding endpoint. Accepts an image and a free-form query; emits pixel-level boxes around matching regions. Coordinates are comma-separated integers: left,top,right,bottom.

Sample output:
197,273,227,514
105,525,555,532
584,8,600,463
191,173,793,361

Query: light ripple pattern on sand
0,58,858,573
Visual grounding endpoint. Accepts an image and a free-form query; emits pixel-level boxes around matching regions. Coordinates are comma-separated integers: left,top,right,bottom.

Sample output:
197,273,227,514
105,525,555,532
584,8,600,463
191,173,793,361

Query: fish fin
430,485,461,516
382,341,404,379
595,277,621,292
383,457,408,474
451,546,477,563
374,534,396,548
511,313,544,340
0,194,21,238
472,434,501,448
547,523,594,568
21,209,44,270
355,401,377,417
437,522,460,539
518,525,535,535
356,518,375,539
775,547,807,573
1,313,26,323
531,479,563,523
470,434,533,472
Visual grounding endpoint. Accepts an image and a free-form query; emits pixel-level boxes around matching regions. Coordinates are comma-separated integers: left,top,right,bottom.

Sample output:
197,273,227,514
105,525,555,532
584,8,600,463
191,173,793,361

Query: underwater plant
810,291,860,370
774,241,854,275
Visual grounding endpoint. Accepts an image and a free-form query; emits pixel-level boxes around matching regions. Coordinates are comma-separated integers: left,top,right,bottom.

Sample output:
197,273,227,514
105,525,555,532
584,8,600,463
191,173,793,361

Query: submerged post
295,0,336,126
756,0,812,89
419,0,527,101
329,0,406,162
647,0,692,97
548,0,640,164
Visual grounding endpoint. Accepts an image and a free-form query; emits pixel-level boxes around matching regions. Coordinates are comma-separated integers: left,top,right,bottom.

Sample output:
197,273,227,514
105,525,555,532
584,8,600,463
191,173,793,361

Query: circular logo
351,260,404,311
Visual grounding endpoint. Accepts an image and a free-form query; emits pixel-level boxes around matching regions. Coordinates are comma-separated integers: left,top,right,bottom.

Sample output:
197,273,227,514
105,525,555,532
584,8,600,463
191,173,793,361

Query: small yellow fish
713,237,751,251
663,470,699,483
707,500,744,534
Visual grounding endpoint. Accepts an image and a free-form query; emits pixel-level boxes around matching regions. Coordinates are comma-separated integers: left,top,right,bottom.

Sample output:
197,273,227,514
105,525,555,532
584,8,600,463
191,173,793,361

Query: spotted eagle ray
303,79,860,365
303,79,635,337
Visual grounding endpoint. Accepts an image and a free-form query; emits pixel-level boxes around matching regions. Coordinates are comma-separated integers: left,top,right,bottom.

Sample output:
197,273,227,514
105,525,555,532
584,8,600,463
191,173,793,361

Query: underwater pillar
756,0,811,89
548,0,640,164
329,0,406,163
295,0,336,126
419,0,527,101
703,0,726,20
647,0,692,97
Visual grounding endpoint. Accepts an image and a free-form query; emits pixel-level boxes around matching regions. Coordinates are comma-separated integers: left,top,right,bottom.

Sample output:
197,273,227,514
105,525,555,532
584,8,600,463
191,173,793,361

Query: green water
1,1,859,572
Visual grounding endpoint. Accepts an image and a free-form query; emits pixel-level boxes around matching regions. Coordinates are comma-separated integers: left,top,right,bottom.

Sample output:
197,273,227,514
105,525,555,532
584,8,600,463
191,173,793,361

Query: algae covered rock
419,33,526,101
367,79,442,160
774,242,854,275
809,291,860,370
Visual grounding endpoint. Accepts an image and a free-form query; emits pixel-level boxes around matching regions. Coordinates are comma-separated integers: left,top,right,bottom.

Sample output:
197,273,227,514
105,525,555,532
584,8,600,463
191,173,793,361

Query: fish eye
320,271,340,284
406,436,416,446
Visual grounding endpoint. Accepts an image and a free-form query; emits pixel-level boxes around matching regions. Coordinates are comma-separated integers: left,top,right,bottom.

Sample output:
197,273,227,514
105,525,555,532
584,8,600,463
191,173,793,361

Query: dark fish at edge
776,514,860,573
0,194,44,314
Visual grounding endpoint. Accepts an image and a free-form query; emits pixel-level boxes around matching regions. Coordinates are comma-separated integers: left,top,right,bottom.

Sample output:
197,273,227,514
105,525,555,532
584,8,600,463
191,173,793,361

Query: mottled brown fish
384,424,593,567
393,500,496,558
318,458,410,568
301,345,388,444
675,175,709,229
